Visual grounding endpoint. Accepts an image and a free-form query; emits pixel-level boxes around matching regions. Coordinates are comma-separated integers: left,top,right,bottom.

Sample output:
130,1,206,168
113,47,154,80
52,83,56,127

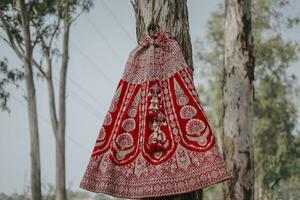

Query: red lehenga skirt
79,32,231,199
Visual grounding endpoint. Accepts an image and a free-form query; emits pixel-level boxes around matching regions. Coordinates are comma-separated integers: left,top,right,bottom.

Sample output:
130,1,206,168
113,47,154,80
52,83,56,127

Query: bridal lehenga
79,31,231,199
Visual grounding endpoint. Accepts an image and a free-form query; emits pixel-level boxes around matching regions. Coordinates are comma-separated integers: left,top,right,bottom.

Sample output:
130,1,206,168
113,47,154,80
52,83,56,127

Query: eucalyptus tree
0,1,93,200
195,0,300,199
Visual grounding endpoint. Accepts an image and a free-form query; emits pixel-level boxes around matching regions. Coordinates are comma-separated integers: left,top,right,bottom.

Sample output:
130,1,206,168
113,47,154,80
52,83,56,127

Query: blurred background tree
0,182,94,200
194,0,300,199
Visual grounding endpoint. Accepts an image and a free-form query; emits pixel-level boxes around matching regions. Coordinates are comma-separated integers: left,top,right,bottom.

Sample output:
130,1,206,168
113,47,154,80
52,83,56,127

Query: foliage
0,57,24,113
194,0,300,199
0,0,94,112
0,193,29,200
0,0,94,36
0,182,93,200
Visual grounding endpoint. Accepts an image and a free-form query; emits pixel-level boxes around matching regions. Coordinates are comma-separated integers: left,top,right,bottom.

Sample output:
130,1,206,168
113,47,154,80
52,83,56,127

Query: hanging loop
147,23,160,35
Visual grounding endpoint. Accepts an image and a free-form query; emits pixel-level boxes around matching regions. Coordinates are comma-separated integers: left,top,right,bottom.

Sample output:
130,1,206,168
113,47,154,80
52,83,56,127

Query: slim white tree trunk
222,0,255,199
55,14,70,200
19,0,42,199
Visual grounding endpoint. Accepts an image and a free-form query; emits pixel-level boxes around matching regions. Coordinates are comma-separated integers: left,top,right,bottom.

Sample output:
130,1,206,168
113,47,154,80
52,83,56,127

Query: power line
10,94,90,153
51,75,105,119
70,39,115,85
66,74,108,109
66,88,102,119
85,16,124,62
10,70,103,124
47,62,106,110
9,70,104,151
1,15,113,119
67,136,90,152
98,0,136,43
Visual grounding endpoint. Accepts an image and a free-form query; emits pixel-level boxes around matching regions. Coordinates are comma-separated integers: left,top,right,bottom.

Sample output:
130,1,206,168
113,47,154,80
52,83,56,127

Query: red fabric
79,32,231,199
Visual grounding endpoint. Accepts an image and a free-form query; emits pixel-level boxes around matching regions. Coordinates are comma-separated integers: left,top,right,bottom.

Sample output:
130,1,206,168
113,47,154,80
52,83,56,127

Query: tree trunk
25,53,42,200
55,15,70,200
131,0,201,200
55,135,66,200
19,0,42,199
25,50,42,200
222,0,255,199
132,0,194,75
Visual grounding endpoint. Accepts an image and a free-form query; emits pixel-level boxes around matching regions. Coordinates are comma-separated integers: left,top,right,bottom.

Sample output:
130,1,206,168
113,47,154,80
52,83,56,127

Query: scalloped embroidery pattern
180,105,197,119
80,33,231,199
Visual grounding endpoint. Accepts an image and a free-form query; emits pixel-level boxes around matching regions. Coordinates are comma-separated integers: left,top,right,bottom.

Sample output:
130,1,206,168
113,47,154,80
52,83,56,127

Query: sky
0,0,299,195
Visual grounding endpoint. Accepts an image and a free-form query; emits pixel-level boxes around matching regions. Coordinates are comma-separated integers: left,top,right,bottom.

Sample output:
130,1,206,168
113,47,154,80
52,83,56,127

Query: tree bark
33,9,69,200
55,13,71,200
19,0,42,199
222,0,255,199
131,0,194,75
131,0,201,200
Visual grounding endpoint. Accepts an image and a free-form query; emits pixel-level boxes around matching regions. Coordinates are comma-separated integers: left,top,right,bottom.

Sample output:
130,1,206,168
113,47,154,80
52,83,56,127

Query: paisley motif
115,132,134,149
94,127,107,147
180,105,197,119
175,144,191,170
122,118,136,132
176,94,189,106
108,82,123,112
174,78,189,106
126,88,141,118
127,107,137,118
103,112,112,126
186,126,210,146
186,119,206,136
97,127,106,141
80,32,231,199
108,102,117,113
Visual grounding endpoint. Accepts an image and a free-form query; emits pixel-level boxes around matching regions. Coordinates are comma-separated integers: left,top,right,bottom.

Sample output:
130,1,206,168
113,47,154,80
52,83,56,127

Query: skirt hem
79,162,232,199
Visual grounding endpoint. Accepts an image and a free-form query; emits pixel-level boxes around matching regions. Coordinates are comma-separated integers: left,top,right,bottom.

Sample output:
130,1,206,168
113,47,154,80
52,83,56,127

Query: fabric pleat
79,31,232,199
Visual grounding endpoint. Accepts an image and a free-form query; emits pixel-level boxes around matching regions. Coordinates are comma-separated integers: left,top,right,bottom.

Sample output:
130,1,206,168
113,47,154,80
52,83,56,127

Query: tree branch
30,19,53,78
19,0,32,58
0,10,24,60
48,18,61,50
69,9,83,24
0,33,11,46
31,18,59,135
31,58,47,77
46,75,59,136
